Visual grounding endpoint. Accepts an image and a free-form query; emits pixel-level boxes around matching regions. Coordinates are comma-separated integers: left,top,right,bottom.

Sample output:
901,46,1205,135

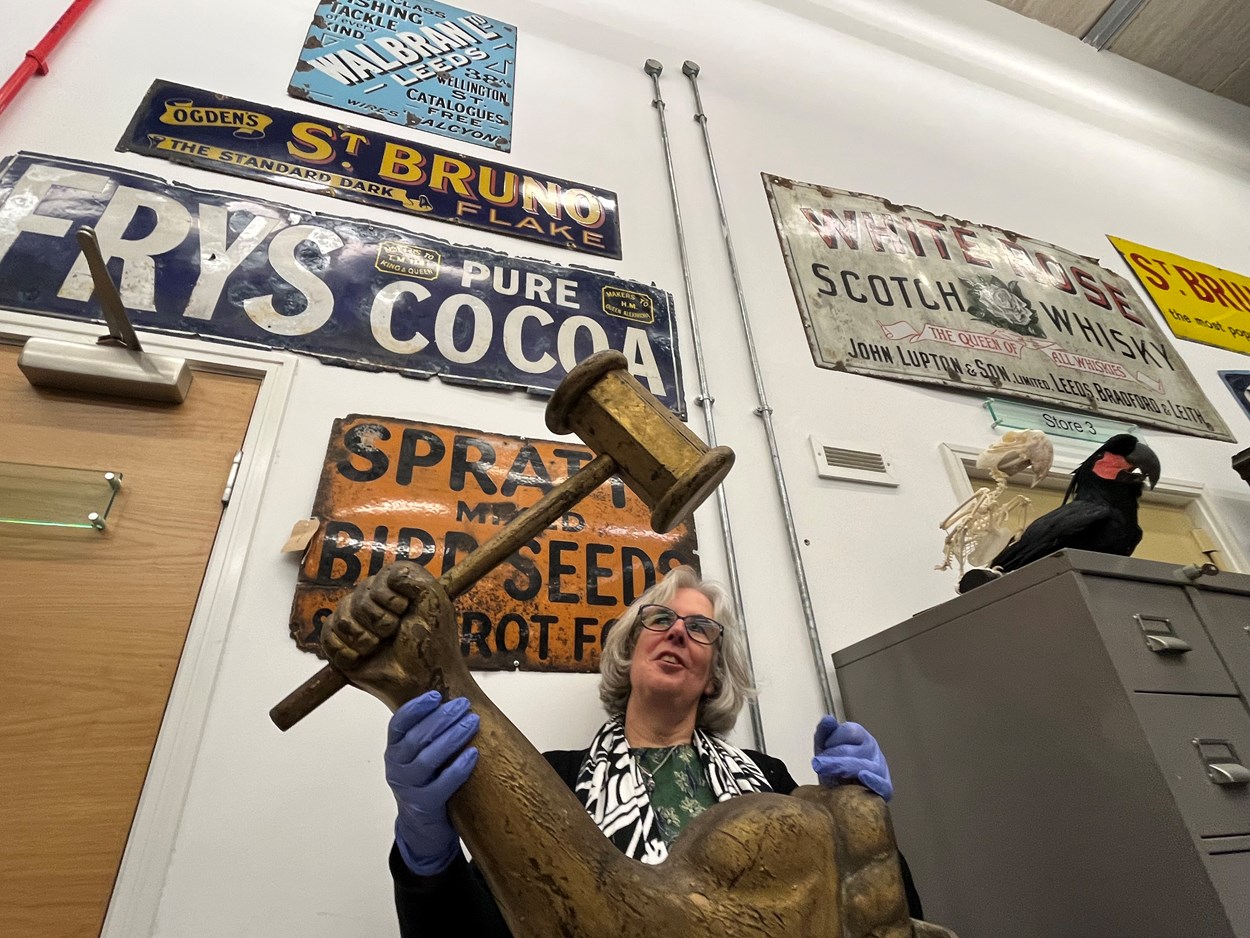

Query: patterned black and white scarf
573,715,772,864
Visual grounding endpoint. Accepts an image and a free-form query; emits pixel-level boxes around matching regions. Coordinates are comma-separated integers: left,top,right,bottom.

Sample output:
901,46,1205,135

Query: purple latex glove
386,691,480,875
811,715,893,801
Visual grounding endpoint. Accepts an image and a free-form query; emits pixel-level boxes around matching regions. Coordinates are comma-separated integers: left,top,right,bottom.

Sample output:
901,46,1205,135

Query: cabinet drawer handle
1206,763,1250,786
1134,615,1191,654
1143,634,1192,654
1194,739,1250,787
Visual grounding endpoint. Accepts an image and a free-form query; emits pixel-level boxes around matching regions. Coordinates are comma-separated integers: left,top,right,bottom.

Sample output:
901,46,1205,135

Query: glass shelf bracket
0,462,122,531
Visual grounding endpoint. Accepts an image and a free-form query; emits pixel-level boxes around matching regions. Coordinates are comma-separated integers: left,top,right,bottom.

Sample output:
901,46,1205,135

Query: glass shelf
0,462,122,531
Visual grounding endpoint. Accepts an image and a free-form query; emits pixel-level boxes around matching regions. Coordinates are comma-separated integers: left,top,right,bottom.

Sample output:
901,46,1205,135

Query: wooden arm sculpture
333,561,952,938
272,350,957,938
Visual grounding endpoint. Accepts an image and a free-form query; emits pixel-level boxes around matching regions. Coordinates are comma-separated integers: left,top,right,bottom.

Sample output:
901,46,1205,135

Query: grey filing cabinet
833,550,1250,938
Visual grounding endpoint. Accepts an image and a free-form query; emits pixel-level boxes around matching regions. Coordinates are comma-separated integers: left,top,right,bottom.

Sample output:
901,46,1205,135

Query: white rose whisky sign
763,175,1232,442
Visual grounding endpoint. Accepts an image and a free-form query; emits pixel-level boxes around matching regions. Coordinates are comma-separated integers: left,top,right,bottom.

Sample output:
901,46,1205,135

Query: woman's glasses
637,604,723,645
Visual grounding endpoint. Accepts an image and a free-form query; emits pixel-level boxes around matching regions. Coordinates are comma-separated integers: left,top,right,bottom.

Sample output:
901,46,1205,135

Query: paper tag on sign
281,518,320,554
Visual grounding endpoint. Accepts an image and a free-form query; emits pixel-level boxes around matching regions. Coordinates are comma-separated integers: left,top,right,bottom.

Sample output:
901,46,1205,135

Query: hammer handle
270,454,619,730
269,666,348,731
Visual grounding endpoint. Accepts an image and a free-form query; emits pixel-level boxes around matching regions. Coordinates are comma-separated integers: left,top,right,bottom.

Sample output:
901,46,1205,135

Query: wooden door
0,342,260,937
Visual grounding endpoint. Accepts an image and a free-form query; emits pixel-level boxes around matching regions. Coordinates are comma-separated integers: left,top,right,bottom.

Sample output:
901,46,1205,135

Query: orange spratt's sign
289,415,700,672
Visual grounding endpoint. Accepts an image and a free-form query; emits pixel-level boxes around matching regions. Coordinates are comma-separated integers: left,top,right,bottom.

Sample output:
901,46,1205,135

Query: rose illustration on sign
960,275,1044,338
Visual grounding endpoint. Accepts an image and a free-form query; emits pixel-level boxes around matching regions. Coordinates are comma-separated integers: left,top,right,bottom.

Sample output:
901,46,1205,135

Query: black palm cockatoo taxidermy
958,434,1161,593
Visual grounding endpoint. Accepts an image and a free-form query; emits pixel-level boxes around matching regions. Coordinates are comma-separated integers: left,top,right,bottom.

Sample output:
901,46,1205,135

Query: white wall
2,0,1249,934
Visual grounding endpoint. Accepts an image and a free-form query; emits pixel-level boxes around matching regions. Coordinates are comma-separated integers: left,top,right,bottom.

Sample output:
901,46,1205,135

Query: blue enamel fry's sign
289,0,516,152
0,153,683,414
118,80,621,258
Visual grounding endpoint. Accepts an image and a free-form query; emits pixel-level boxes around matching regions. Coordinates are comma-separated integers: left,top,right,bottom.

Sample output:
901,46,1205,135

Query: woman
377,566,918,933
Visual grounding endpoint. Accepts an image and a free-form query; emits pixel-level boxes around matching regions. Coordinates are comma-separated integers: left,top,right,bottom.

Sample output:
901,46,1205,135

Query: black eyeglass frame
636,604,724,645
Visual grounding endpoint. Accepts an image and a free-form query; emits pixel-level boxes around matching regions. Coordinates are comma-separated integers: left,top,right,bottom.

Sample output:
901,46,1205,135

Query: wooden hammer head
545,351,734,533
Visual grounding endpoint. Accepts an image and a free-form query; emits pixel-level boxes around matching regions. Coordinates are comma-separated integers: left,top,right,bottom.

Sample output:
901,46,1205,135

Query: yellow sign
159,100,271,138
149,135,434,212
289,416,700,672
1109,236,1250,357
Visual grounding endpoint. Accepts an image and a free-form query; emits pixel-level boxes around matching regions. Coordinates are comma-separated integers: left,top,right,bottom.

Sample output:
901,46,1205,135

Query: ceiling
986,0,1250,108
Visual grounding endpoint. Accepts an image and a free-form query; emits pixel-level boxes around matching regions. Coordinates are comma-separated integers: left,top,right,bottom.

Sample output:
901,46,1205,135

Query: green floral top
633,744,718,845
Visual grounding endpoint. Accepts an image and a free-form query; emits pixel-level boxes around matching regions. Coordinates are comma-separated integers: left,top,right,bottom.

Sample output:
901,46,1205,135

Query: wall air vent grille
809,437,899,487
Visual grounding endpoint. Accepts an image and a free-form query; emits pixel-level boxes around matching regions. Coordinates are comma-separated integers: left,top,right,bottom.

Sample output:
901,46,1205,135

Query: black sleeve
744,748,799,794
391,846,511,938
898,849,924,922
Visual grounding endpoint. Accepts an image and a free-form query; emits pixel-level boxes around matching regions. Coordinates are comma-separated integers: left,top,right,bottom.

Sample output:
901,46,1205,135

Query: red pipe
0,0,99,117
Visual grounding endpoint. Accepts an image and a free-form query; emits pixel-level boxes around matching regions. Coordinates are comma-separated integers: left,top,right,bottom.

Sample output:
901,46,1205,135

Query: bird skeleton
937,430,1054,575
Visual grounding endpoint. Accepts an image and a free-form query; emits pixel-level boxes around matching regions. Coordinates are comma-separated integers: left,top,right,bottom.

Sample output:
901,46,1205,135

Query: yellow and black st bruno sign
289,415,700,672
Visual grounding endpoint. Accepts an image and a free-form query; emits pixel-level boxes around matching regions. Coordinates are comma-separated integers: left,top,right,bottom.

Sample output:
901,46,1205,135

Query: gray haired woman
368,565,917,935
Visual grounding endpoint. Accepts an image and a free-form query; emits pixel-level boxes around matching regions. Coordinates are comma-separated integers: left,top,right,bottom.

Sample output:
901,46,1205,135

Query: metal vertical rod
1082,0,1150,50
682,61,838,717
644,59,766,751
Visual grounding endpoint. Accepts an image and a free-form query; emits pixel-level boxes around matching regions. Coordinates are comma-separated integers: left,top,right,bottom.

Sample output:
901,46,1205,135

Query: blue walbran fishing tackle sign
289,0,517,152
0,153,683,415
118,80,621,259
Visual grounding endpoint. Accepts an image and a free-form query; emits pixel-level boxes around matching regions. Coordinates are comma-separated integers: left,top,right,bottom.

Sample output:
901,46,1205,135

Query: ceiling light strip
1083,0,1151,50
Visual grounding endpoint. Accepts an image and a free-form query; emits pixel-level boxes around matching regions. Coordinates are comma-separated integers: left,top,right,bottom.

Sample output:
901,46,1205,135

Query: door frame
938,440,1250,574
0,308,296,938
